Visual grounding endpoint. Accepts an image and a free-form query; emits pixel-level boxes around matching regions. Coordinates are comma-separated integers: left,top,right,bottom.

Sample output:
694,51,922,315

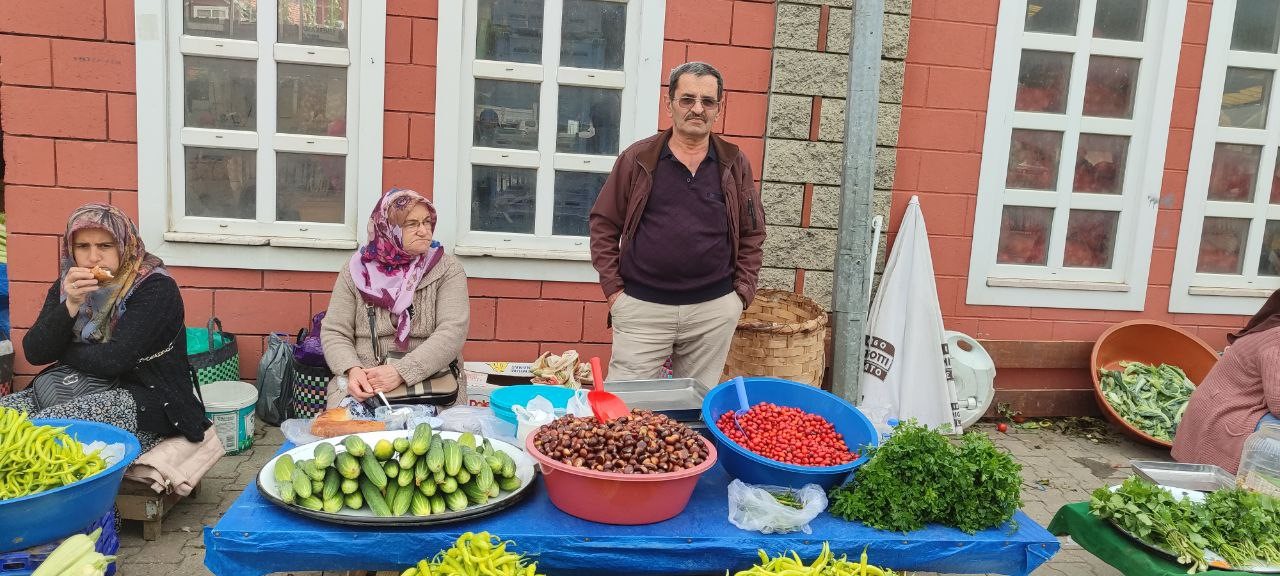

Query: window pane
1006,129,1063,190
1015,50,1072,113
1271,152,1280,204
1083,56,1139,118
1025,1,1079,34
184,57,256,130
1220,68,1273,129
1064,210,1119,268
1197,217,1251,274
278,0,348,47
553,171,606,236
472,166,536,233
1262,221,1280,276
185,147,256,219
474,80,540,150
477,0,544,64
997,206,1053,265
183,0,257,40
276,152,345,223
1232,0,1280,53
557,87,621,154
1073,134,1129,194
277,64,347,136
1093,0,1146,40
1208,143,1262,202
561,0,626,70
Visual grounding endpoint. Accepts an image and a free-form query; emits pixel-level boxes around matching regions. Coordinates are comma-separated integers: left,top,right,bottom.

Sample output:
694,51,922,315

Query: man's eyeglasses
673,96,720,111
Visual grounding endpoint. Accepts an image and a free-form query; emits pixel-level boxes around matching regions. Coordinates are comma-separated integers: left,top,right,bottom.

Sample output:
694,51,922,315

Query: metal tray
1131,460,1236,492
605,378,706,422
1107,484,1280,573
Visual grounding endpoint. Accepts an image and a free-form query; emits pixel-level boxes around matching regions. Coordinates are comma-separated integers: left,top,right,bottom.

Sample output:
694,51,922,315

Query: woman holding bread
321,188,469,409
1,203,209,451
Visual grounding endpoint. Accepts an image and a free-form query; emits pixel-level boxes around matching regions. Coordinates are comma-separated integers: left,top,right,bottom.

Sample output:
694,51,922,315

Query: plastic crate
0,509,119,576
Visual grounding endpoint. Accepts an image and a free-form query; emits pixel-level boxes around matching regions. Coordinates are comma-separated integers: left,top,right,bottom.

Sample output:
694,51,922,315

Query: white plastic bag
565,389,594,418
726,479,827,535
437,405,517,445
513,395,555,446
84,440,125,467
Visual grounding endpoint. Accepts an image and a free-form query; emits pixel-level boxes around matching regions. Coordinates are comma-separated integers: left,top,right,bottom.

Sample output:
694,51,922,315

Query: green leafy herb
1090,477,1280,573
1098,361,1195,442
827,420,1022,534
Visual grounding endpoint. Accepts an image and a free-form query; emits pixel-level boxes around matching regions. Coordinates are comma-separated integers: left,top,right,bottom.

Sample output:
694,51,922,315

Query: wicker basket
721,289,828,386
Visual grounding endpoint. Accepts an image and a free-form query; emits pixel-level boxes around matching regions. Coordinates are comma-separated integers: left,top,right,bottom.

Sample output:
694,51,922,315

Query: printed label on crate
463,361,534,377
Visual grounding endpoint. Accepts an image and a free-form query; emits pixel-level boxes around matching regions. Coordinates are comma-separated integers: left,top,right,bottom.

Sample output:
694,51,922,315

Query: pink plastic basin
524,431,718,525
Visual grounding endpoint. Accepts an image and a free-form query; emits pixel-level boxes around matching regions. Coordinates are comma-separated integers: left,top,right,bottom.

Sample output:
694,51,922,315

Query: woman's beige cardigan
321,254,470,407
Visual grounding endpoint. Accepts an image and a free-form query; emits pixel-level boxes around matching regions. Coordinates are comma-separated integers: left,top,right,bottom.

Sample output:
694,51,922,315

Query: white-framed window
135,0,386,271
1171,0,1280,314
967,0,1185,310
434,0,666,282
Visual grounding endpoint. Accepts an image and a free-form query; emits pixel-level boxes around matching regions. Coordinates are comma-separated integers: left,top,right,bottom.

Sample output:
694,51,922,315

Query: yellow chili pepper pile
401,532,543,576
731,542,899,576
0,407,107,500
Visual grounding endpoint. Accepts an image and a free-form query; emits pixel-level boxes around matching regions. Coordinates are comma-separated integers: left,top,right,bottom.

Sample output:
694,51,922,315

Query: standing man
589,62,766,390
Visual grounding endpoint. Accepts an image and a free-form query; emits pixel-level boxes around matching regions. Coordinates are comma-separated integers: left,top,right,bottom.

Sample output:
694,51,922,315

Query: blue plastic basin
489,385,576,426
701,377,877,489
0,419,142,553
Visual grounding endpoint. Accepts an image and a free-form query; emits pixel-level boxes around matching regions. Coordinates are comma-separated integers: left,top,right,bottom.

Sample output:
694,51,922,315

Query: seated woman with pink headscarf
320,188,470,408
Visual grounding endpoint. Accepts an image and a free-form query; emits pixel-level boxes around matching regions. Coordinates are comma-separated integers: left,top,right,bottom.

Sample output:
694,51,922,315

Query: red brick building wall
0,0,775,389
892,0,1248,413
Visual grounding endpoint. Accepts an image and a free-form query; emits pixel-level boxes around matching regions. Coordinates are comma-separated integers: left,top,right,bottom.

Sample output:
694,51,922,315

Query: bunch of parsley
827,420,1023,534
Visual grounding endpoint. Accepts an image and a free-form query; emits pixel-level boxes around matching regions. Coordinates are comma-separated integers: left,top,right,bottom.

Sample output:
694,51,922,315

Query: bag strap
366,304,383,362
207,317,223,351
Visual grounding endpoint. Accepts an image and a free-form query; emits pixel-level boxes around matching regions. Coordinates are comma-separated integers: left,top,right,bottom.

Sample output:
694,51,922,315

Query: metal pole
830,0,884,403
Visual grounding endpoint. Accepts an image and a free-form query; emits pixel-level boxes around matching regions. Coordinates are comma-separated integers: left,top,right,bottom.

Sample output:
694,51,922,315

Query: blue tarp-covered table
204,446,1059,575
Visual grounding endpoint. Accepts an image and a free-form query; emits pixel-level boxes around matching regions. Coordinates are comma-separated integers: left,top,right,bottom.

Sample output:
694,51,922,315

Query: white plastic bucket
202,380,257,455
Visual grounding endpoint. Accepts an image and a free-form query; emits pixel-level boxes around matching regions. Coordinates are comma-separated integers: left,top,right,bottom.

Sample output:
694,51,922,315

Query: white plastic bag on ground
858,196,963,435
726,479,827,534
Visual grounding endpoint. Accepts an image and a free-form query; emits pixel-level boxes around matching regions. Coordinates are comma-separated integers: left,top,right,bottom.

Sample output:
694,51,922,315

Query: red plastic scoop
588,356,628,422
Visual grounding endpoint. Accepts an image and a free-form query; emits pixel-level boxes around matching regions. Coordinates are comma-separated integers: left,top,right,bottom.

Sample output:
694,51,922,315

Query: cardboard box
463,362,534,408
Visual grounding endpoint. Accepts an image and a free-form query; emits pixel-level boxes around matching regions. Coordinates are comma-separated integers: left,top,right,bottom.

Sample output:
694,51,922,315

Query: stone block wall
759,0,910,309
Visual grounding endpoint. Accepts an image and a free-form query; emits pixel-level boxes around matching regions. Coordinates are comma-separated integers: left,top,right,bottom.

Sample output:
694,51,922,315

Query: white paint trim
134,0,385,271
967,0,1185,311
1170,0,1280,314
434,0,665,281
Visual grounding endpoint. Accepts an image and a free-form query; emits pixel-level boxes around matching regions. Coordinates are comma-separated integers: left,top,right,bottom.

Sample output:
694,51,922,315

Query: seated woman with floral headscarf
321,188,470,408
1,204,209,451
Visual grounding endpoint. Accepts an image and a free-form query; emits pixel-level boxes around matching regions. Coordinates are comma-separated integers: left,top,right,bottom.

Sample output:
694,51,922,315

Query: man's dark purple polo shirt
619,143,734,305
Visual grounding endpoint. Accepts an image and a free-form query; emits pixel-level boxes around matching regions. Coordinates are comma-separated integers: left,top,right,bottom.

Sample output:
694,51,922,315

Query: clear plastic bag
437,405,517,445
726,479,828,535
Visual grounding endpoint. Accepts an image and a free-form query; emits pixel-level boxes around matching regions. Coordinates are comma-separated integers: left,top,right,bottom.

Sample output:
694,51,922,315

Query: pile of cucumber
270,425,522,517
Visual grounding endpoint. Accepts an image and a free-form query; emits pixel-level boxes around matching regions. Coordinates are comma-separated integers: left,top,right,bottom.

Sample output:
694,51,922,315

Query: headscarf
62,203,168,343
349,188,442,351
1228,288,1280,344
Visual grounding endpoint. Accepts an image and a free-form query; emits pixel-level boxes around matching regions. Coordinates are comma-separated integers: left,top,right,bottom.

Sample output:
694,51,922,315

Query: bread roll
90,266,114,283
310,408,385,437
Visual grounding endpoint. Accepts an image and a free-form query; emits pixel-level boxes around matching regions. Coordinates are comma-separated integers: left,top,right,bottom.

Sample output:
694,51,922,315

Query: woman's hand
62,267,99,316
346,366,375,401
365,364,405,392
